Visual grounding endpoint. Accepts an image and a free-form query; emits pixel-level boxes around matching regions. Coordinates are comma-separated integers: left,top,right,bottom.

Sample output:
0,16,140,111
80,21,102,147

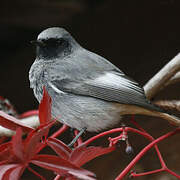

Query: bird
29,27,179,134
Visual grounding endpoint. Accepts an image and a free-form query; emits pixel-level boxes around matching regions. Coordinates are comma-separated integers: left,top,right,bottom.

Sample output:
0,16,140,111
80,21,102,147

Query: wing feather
50,71,162,111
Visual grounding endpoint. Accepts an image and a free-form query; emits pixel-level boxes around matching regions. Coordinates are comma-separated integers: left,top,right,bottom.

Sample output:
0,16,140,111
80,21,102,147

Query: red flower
47,137,115,168
0,87,96,180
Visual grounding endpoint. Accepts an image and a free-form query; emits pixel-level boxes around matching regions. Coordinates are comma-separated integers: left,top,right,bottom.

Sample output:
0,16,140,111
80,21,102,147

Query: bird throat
36,41,72,60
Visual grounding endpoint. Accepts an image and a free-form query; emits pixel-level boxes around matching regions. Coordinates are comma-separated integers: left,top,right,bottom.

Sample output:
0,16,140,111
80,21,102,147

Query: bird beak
30,40,46,47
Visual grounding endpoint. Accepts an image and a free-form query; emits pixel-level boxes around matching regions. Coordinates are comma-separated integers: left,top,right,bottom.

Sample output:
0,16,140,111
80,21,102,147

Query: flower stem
115,128,180,179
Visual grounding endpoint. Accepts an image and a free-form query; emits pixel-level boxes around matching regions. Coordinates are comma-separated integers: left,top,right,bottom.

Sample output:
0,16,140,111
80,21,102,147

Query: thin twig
115,128,180,179
27,166,46,180
131,117,166,167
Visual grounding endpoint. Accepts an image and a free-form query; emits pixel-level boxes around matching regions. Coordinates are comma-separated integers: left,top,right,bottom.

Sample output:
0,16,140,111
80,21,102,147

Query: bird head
31,27,78,60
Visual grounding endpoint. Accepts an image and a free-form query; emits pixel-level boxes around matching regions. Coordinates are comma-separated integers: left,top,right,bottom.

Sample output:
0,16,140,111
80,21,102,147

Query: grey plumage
29,27,176,132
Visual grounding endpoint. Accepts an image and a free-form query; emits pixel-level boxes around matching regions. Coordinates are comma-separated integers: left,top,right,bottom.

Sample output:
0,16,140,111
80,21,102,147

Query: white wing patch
91,72,143,95
48,82,66,94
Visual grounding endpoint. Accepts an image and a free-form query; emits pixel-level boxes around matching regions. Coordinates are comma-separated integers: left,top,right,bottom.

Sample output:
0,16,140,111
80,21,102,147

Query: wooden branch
144,53,180,99
165,71,180,87
154,100,180,113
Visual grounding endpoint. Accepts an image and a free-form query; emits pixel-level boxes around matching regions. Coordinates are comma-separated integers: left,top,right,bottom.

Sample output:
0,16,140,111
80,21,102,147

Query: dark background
0,0,180,179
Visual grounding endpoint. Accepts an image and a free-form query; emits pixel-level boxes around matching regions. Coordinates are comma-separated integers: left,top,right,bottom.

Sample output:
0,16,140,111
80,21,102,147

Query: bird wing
49,70,158,110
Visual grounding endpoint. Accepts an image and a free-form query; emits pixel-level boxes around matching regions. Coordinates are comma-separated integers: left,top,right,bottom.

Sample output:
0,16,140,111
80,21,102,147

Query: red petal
53,174,78,180
31,154,95,179
47,137,71,160
12,128,24,162
2,165,25,180
39,87,52,125
70,144,115,167
0,142,11,152
24,120,55,159
0,164,19,179
0,111,33,133
0,142,11,161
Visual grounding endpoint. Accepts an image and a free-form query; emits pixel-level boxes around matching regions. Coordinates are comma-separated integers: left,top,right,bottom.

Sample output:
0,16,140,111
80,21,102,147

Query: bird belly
50,93,121,132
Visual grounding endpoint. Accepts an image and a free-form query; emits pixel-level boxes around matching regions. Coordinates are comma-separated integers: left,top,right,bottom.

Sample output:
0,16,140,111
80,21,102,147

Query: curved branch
165,71,180,87
154,100,180,112
144,53,180,99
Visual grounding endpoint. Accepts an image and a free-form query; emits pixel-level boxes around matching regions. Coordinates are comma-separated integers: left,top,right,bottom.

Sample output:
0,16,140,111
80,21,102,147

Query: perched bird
29,27,179,133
